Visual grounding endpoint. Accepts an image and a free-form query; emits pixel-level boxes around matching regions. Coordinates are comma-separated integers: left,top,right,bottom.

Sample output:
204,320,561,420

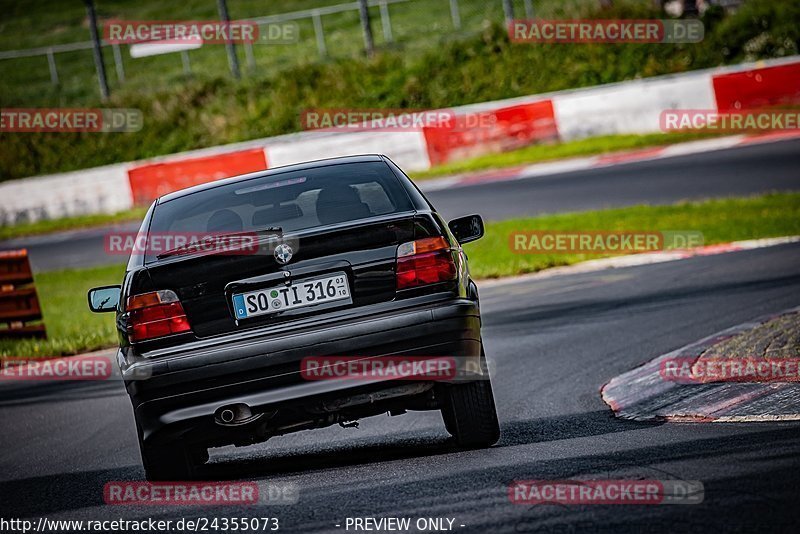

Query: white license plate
232,272,350,320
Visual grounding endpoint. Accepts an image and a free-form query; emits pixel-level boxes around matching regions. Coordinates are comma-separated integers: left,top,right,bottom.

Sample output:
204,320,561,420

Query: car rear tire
140,442,198,481
441,374,501,448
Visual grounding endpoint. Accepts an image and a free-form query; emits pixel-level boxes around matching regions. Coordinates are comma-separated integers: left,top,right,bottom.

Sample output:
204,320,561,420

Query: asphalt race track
1,243,800,532
3,137,800,273
1,135,799,532
427,137,800,221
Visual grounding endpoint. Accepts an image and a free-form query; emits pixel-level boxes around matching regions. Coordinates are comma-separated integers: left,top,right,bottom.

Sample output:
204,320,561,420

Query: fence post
357,0,375,57
112,43,125,83
244,41,256,70
312,11,327,57
502,0,514,24
181,50,192,74
217,0,241,79
84,0,110,100
449,0,461,30
379,0,393,43
524,0,534,19
46,48,59,86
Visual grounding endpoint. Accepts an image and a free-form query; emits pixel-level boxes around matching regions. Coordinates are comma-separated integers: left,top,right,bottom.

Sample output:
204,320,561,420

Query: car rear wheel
441,352,500,447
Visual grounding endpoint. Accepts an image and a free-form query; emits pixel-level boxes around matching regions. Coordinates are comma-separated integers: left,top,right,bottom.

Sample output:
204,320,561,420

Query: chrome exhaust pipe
216,403,261,426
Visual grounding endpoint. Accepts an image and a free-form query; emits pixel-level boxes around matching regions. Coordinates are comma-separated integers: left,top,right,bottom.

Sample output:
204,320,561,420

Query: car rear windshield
145,160,413,263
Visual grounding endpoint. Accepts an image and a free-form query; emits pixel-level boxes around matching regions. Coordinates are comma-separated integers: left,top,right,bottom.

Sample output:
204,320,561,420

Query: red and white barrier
422,100,558,166
1,57,798,224
128,147,268,206
265,130,431,171
712,61,800,112
552,73,716,140
0,163,132,225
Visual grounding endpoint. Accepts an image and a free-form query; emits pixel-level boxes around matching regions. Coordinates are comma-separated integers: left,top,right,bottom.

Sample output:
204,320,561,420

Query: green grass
410,131,720,180
0,207,148,240
0,264,124,358
464,193,800,279
2,193,798,359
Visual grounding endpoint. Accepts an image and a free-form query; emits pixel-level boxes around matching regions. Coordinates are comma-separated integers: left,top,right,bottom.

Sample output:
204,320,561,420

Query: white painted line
418,176,465,192
659,135,745,157
519,157,598,178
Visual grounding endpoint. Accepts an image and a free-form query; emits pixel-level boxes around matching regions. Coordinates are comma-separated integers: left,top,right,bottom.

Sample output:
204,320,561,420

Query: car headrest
316,185,371,225
252,204,303,227
206,209,244,233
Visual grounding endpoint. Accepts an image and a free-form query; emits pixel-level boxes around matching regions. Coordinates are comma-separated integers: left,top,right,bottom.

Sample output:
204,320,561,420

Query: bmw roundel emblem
274,243,293,265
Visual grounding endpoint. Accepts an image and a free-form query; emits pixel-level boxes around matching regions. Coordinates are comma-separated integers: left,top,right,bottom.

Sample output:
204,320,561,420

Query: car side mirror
448,214,484,244
88,285,121,313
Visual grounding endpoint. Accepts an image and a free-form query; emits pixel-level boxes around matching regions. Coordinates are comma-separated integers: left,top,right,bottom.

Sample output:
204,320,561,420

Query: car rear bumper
124,295,482,443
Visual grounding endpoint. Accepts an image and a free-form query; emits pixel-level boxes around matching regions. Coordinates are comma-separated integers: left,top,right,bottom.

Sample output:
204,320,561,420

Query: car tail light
127,290,191,342
396,236,457,290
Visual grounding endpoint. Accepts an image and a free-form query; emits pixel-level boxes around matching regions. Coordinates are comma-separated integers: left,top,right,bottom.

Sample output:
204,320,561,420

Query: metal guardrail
0,40,97,60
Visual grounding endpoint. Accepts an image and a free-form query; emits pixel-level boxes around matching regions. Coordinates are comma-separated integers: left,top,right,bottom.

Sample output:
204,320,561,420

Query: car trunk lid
144,213,417,338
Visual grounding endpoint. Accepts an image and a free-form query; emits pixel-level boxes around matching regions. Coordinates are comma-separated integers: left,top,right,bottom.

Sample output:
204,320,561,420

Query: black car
88,154,500,480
